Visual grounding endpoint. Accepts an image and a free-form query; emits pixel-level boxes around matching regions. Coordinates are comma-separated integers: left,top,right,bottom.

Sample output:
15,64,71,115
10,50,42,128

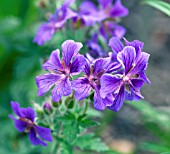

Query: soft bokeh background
0,0,170,154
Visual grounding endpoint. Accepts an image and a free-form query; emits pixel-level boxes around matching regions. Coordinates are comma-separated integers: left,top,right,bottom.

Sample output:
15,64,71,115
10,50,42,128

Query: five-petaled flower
36,40,85,102
100,37,150,112
72,58,114,110
8,101,52,146
34,0,77,45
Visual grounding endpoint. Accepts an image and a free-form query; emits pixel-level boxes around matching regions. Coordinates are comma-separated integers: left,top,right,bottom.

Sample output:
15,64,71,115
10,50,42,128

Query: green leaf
140,142,170,153
73,133,109,152
142,0,170,16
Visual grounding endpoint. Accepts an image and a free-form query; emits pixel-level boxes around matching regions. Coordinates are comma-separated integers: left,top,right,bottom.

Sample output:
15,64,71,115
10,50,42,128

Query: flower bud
43,102,53,114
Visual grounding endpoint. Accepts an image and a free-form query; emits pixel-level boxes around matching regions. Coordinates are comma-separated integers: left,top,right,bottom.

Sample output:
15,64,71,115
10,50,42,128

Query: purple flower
8,101,52,146
34,0,77,46
100,37,150,112
98,0,129,19
72,58,114,110
73,1,104,27
99,21,126,41
36,40,85,102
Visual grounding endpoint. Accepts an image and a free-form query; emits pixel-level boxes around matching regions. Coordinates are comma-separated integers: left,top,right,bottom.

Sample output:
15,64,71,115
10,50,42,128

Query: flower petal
110,0,129,17
109,37,124,54
9,115,27,132
36,73,62,96
82,58,91,77
98,0,112,9
108,85,125,112
124,38,144,57
10,101,22,117
93,57,111,76
117,46,136,74
139,71,151,84
52,77,72,102
72,78,92,100
36,126,52,142
70,55,86,75
62,40,83,68
100,74,122,98
33,23,55,46
20,107,36,122
130,52,150,75
80,1,97,14
29,128,47,146
112,24,126,39
42,49,63,71
94,87,114,110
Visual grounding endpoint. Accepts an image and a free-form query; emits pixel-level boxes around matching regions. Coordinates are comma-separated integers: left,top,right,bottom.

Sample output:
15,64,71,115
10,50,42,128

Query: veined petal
36,74,62,96
93,57,111,76
100,74,122,98
110,0,129,17
131,79,144,91
125,91,141,101
20,107,36,122
109,37,124,54
117,46,136,74
72,78,92,100
108,85,125,112
130,52,150,75
36,126,52,142
94,87,114,110
82,58,91,77
124,38,144,57
70,55,86,75
42,49,63,71
62,40,83,68
139,71,151,84
52,77,72,102
29,128,47,146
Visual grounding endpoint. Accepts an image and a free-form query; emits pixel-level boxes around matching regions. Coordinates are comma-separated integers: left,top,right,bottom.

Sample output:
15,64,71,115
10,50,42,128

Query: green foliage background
0,0,170,154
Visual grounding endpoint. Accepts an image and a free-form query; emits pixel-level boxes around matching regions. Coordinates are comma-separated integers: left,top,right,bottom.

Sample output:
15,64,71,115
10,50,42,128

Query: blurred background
0,0,170,154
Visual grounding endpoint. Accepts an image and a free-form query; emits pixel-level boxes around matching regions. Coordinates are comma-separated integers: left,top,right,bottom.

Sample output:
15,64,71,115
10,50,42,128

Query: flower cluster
36,38,150,112
9,101,52,146
34,0,128,46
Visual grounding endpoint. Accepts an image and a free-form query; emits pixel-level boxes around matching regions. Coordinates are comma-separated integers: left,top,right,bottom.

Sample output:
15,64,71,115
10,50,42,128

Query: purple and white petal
29,128,47,146
125,91,141,101
72,78,92,100
93,57,111,76
117,46,136,74
52,77,72,102
62,40,83,67
100,74,122,98
124,38,144,57
36,74,62,96
139,71,151,84
82,58,91,77
36,126,53,142
70,55,86,75
110,0,129,17
109,37,124,54
131,79,144,90
42,49,63,71
108,85,125,112
130,52,150,75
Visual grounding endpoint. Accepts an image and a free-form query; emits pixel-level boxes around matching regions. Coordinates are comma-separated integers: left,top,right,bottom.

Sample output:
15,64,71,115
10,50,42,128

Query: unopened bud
43,102,53,114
